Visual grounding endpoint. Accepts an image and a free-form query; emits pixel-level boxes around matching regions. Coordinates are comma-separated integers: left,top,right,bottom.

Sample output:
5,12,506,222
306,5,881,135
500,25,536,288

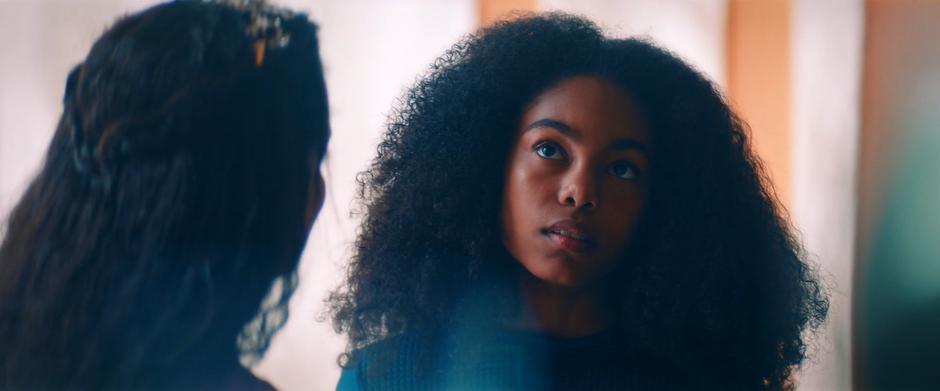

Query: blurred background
0,0,937,390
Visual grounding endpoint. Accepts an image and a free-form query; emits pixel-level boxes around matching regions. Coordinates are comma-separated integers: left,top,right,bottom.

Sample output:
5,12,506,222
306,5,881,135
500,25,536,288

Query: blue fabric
335,327,698,390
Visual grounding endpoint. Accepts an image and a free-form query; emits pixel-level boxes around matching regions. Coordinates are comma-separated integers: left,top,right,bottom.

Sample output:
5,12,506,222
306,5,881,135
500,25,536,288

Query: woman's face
501,76,651,288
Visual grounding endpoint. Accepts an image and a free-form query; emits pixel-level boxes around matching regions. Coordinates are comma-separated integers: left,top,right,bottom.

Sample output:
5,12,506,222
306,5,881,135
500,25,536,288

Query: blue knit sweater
336,326,704,390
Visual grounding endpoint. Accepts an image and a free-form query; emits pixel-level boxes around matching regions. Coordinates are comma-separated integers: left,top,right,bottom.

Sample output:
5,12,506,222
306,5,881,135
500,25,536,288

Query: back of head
0,0,328,388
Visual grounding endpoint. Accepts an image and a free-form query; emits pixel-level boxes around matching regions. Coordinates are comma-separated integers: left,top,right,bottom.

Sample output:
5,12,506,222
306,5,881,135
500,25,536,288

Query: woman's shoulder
350,331,428,365
334,327,723,390
337,332,429,390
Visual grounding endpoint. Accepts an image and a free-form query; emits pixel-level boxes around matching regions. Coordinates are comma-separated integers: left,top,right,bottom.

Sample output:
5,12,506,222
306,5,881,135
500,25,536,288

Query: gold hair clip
200,0,294,66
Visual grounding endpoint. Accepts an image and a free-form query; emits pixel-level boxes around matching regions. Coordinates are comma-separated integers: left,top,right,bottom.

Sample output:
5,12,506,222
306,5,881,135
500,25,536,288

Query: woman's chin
524,261,594,289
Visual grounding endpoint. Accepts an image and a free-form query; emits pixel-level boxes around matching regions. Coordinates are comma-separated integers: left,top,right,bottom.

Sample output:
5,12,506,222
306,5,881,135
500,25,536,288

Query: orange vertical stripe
726,0,792,208
478,0,537,27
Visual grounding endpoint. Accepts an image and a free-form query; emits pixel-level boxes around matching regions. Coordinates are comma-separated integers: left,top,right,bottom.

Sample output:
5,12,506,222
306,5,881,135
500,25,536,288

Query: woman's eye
535,142,565,160
609,161,639,180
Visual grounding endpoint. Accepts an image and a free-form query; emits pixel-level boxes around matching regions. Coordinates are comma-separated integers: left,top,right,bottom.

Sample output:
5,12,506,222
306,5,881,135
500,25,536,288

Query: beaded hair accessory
200,0,295,66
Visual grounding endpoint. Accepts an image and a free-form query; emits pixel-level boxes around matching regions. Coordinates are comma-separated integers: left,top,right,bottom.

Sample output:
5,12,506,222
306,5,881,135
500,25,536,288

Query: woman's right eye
534,142,565,160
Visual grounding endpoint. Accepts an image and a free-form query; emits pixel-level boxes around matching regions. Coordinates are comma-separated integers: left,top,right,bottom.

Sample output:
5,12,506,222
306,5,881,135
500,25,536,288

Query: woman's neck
509,272,614,337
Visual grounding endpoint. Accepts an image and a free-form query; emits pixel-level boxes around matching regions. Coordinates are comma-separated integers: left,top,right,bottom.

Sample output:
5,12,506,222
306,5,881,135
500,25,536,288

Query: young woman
331,13,828,390
0,0,329,389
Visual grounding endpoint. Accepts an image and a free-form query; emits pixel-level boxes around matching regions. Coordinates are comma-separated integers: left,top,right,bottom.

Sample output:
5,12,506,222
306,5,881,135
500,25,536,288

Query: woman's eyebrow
524,118,578,139
609,139,648,155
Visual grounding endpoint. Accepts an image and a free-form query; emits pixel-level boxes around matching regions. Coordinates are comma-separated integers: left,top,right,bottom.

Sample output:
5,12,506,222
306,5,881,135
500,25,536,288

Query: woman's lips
544,220,596,254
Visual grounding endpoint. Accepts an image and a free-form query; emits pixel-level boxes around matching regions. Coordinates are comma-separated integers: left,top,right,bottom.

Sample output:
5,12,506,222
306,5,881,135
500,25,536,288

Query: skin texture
502,76,650,336
502,75,650,288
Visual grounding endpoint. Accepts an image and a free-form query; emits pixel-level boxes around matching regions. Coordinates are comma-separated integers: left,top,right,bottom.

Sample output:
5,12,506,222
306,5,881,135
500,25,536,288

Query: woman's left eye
608,161,639,180
534,142,565,160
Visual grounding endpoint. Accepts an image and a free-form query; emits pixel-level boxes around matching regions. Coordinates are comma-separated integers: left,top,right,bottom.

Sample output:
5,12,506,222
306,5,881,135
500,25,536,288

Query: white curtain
790,1,862,389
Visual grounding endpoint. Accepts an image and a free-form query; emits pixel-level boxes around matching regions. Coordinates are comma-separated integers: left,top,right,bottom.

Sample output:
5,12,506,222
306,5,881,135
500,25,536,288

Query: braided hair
0,1,328,389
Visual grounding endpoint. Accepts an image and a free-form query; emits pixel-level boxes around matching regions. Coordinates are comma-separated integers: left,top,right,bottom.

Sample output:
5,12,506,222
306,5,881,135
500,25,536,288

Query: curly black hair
330,13,827,390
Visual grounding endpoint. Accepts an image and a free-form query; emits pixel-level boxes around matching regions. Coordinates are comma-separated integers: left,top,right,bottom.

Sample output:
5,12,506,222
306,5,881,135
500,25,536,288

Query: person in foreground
331,13,828,390
0,0,329,389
